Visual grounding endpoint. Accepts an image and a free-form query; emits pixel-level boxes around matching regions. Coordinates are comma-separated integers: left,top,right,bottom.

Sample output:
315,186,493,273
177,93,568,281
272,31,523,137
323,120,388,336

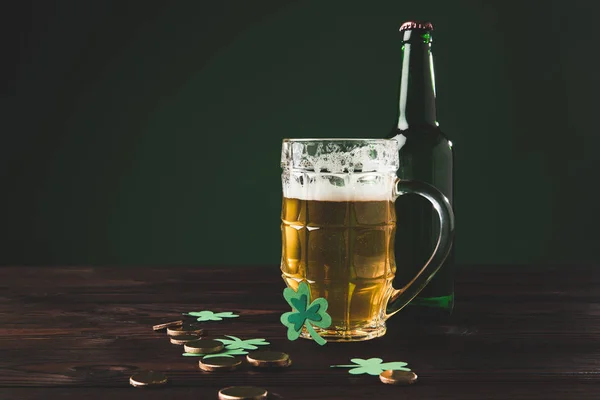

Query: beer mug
280,139,454,341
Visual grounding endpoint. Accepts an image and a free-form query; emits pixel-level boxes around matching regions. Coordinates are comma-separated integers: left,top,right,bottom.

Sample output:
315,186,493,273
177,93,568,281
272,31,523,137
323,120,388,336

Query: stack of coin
246,351,291,369
164,323,204,345
152,317,294,397
183,339,224,354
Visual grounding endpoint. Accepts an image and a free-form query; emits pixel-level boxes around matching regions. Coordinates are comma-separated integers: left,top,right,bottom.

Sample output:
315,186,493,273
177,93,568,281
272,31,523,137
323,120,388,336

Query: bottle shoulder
388,126,452,151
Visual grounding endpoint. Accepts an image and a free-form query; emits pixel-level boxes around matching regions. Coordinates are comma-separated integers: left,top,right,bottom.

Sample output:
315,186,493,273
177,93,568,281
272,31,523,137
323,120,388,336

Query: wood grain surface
0,266,599,399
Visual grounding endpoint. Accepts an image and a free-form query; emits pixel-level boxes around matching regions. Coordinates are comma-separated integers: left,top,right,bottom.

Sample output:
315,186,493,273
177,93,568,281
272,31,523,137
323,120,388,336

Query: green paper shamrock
331,358,411,375
184,310,239,321
216,335,270,350
280,281,332,346
182,348,249,358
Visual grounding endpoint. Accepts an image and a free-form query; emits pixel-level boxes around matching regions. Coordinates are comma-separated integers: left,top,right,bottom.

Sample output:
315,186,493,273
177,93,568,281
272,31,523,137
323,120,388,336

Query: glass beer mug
280,139,454,341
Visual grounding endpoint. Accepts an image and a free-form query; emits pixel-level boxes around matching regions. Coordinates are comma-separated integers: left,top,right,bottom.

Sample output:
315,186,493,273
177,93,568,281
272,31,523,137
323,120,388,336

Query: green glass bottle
387,21,455,316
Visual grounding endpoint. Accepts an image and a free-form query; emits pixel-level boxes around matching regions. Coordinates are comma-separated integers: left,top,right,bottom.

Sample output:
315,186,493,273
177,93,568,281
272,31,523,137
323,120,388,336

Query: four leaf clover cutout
331,358,411,375
216,335,270,350
280,281,332,345
185,310,239,321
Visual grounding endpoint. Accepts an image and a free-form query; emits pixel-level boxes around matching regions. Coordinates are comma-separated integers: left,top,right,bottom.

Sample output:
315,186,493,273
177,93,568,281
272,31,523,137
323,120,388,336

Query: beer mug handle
385,179,455,317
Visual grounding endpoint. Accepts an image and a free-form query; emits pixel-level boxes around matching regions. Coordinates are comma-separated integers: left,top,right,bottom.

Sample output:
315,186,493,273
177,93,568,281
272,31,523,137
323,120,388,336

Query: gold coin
167,324,204,336
152,320,183,331
218,386,268,400
183,339,224,354
199,357,242,372
170,335,201,345
129,370,168,388
246,351,291,368
379,370,418,385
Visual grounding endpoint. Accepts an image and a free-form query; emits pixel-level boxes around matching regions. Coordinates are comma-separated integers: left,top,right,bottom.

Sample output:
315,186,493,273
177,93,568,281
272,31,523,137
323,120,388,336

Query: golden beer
281,197,396,340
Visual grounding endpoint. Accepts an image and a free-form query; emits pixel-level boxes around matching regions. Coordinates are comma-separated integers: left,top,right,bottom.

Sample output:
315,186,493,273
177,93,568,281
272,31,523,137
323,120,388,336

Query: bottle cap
399,21,433,31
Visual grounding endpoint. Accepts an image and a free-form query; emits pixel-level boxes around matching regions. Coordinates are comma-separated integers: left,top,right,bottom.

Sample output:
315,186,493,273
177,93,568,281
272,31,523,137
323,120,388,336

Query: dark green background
2,0,599,266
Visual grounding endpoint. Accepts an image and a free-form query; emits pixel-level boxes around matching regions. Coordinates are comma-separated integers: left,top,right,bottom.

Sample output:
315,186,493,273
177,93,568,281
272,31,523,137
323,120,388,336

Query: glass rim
282,138,395,144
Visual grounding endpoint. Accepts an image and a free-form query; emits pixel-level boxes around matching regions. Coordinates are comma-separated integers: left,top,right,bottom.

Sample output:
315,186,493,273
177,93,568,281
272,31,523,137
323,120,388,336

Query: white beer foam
283,172,395,201
281,140,399,201
285,140,399,174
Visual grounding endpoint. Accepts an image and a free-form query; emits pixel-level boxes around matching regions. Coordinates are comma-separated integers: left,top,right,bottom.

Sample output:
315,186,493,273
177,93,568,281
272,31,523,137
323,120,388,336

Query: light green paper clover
331,358,411,375
182,348,249,358
216,335,270,350
280,281,332,346
184,310,239,321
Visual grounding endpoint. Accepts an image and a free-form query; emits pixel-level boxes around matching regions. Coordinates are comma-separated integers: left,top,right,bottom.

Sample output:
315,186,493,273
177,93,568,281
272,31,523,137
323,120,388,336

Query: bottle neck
396,29,438,131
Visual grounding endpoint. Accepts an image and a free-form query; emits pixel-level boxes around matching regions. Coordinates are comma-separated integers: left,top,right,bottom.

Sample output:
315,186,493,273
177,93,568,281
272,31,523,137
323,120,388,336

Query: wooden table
1,266,598,399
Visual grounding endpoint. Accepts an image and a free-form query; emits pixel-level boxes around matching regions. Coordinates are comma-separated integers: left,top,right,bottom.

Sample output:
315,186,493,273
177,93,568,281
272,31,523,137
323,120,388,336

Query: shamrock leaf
280,281,331,346
182,348,249,358
331,358,411,376
184,310,239,321
216,335,270,350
